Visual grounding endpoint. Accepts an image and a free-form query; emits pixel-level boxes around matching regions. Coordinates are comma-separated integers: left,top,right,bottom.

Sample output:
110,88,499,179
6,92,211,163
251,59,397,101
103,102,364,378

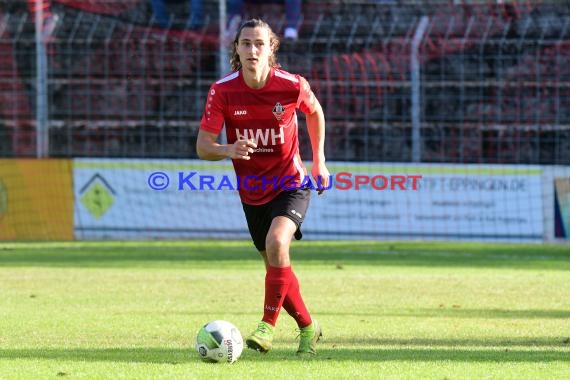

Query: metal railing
0,0,569,164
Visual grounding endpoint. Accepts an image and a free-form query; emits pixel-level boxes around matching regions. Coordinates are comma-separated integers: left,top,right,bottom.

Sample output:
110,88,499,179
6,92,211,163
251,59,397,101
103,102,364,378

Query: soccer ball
195,320,244,363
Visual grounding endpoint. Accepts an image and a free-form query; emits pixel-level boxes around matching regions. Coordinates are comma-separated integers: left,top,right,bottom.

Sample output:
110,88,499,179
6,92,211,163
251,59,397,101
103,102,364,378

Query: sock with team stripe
261,266,292,326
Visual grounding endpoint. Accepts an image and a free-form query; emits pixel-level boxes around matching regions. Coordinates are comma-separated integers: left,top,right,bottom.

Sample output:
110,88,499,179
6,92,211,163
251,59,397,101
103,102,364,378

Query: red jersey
199,68,318,205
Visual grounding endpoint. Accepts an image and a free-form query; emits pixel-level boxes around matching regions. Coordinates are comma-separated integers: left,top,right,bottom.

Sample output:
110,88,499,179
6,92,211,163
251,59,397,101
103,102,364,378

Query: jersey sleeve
296,76,318,115
199,83,225,134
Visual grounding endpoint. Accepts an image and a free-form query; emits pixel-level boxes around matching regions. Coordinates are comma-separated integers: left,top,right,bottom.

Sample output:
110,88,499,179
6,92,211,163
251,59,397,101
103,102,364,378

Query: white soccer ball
195,320,244,363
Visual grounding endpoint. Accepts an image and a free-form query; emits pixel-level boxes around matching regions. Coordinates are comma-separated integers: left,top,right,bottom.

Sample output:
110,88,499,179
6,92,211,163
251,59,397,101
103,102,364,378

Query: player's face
236,26,272,72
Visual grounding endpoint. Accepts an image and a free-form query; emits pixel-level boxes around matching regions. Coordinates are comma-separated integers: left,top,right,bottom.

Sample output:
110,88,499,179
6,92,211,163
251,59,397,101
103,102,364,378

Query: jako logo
233,110,247,116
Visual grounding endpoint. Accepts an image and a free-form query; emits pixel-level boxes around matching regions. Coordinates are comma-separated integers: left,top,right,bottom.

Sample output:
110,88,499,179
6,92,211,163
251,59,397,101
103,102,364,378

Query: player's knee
265,232,290,255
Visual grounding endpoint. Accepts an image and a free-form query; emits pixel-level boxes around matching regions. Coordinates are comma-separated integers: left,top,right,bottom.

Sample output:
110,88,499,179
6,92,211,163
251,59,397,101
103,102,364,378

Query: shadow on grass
0,241,569,270
317,308,570,319
1,346,568,363
316,336,570,348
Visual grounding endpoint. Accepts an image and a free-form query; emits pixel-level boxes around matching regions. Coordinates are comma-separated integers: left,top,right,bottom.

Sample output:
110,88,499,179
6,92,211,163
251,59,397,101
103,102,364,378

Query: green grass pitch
1,240,569,379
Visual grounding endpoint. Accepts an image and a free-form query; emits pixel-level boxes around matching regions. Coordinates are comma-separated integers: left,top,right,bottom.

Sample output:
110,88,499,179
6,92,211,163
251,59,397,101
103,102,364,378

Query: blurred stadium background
0,0,569,242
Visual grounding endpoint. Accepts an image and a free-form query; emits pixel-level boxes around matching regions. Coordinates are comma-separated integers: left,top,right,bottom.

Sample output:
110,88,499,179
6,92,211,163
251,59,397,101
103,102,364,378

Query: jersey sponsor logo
272,102,285,121
253,147,274,153
236,127,284,147
233,109,247,116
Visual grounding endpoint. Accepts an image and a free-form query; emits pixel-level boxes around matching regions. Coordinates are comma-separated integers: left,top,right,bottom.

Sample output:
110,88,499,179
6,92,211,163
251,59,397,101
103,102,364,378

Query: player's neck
242,66,271,89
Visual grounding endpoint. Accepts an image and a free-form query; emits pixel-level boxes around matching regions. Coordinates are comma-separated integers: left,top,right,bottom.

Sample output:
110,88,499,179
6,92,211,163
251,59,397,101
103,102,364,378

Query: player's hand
311,161,330,195
228,139,257,160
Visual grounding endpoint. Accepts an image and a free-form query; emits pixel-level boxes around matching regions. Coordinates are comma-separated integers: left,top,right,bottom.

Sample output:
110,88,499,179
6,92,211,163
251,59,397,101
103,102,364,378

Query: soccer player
196,18,330,355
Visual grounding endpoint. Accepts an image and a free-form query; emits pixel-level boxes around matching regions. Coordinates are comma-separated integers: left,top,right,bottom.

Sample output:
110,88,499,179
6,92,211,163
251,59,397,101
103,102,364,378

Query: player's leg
250,255,322,355
150,0,171,28
224,0,244,45
269,188,323,355
246,216,296,352
257,238,311,330
188,0,204,30
242,190,322,354
283,0,301,39
264,215,296,267
242,202,285,353
257,250,309,327
269,188,311,329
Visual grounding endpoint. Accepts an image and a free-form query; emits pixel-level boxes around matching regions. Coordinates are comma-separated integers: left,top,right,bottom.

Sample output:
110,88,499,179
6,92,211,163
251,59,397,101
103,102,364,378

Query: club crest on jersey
272,102,285,121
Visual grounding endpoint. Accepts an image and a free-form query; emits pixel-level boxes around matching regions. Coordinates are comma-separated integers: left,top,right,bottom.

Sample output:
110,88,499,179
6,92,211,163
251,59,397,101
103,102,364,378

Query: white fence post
34,0,49,158
411,16,429,163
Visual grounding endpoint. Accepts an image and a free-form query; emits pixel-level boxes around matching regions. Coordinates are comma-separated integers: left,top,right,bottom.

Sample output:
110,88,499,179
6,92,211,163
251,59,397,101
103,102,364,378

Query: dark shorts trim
242,188,311,252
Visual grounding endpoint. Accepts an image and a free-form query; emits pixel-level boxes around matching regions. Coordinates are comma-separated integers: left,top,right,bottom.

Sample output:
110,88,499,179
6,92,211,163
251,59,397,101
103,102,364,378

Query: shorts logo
291,209,302,219
272,102,285,121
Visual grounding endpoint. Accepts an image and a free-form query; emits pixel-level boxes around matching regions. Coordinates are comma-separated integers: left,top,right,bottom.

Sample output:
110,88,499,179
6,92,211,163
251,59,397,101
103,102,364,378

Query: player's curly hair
230,19,281,72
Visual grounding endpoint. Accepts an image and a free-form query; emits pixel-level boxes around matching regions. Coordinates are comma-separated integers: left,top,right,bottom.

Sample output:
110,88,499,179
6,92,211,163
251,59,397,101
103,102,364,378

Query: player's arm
297,76,330,192
197,83,257,161
305,98,330,192
196,129,257,161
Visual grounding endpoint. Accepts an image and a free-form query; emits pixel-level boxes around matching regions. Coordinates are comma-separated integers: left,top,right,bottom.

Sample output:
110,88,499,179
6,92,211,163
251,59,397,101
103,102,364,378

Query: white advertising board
74,159,248,239
74,159,544,242
307,163,544,241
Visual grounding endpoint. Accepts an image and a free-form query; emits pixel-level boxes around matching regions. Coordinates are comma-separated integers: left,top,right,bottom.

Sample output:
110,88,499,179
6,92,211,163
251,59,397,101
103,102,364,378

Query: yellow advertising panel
0,159,73,241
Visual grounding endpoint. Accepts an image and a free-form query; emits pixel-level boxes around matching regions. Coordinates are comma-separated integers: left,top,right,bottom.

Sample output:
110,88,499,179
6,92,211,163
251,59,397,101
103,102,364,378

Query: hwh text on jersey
236,127,284,146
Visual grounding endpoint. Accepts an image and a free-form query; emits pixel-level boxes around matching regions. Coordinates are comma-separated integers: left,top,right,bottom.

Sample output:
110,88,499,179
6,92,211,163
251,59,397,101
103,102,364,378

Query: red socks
262,266,312,328
262,266,291,326
282,270,312,328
